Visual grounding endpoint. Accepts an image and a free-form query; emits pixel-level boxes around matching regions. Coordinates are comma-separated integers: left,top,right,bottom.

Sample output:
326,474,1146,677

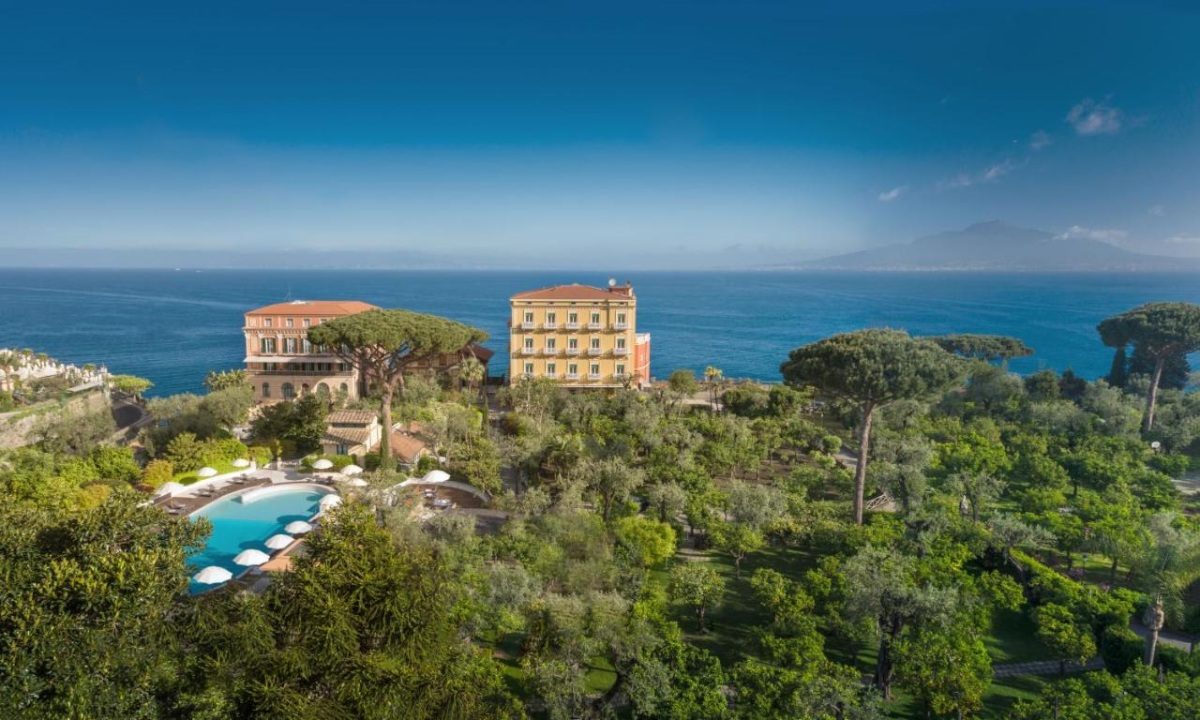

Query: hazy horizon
3,2,1199,268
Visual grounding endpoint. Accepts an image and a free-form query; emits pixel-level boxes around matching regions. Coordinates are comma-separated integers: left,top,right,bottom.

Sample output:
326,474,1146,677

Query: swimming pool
186,484,333,594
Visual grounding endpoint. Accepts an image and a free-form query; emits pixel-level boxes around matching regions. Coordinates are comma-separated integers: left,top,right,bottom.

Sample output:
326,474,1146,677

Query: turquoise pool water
186,485,332,594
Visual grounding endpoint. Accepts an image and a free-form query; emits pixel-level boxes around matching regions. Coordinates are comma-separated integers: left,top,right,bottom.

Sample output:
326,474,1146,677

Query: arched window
282,382,296,400
301,383,310,395
340,382,349,396
261,382,271,398
315,382,330,397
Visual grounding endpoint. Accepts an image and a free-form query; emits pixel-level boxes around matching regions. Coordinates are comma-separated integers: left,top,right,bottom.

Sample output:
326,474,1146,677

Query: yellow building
509,282,651,388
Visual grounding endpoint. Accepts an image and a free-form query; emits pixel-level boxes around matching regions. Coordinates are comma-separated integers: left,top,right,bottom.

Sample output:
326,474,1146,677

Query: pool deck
155,465,341,516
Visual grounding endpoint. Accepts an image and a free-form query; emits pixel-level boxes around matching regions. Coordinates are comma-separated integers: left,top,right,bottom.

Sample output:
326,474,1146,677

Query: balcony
520,321,535,330
565,373,579,381
543,347,558,355
613,347,629,356
521,347,536,355
566,347,580,355
587,372,602,381
587,347,603,356
543,322,558,330
587,321,602,330
613,322,628,330
544,372,558,379
564,322,580,330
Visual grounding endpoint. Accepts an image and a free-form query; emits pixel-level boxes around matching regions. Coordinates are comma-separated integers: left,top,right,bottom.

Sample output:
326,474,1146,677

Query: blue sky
2,1,1198,268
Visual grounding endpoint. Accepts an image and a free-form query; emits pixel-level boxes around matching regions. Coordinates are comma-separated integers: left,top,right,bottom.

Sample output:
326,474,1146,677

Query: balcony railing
520,321,535,330
544,372,558,379
613,322,628,330
543,347,558,355
587,373,602,380
565,373,580,381
249,368,353,377
587,321,602,330
566,347,580,355
613,347,629,356
521,347,536,355
543,322,558,330
587,347,603,356
564,322,580,330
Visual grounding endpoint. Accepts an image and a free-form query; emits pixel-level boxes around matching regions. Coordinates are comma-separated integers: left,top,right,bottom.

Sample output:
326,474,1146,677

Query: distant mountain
793,221,1200,271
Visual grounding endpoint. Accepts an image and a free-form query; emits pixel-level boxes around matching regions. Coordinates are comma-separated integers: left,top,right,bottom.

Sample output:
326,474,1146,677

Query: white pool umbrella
312,459,334,470
342,464,363,476
232,458,251,468
347,477,368,488
285,520,313,534
196,467,219,478
422,469,450,484
319,494,343,511
193,566,233,584
265,534,294,550
155,481,185,497
233,549,270,566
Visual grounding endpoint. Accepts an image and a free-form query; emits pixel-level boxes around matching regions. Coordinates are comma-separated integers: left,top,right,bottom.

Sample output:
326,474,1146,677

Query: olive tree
309,309,485,469
781,329,962,524
1098,303,1200,431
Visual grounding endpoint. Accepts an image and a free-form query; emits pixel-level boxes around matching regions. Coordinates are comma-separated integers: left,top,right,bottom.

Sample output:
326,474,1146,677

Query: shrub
1099,624,1144,675
246,445,273,465
141,460,174,490
201,437,248,465
89,446,141,484
416,454,440,474
165,432,204,472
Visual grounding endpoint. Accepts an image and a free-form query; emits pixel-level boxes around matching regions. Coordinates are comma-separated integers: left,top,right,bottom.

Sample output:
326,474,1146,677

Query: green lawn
173,458,241,485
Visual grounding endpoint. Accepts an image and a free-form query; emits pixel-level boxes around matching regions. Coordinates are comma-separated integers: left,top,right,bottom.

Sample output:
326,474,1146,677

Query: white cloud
1056,225,1128,243
939,158,1016,190
1066,98,1123,136
1164,234,1200,245
1029,130,1052,151
1148,204,1166,217
878,185,907,202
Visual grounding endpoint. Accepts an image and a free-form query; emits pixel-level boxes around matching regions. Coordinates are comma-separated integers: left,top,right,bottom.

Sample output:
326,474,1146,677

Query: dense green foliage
3,314,1200,719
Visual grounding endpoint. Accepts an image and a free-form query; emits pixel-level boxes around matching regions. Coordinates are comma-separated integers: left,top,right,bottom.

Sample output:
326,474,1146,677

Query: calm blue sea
1,269,1198,397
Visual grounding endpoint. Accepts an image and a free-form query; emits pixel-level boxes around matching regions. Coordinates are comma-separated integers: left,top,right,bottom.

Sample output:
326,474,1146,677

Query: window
546,338,556,350
568,363,578,375
591,312,601,324
260,338,277,354
283,337,298,353
301,383,310,395
590,363,600,375
282,382,296,399
524,362,534,375
546,312,556,323
264,318,273,328
590,337,601,349
616,312,627,328
339,382,349,395
568,312,578,324
616,363,626,376
524,337,534,350
616,337,626,349
302,339,313,353
261,382,271,398
568,338,578,349
524,311,534,323
303,318,311,328
286,317,294,328
546,363,556,376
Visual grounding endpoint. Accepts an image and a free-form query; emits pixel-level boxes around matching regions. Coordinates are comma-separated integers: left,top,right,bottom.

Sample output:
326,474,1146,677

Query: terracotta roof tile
511,284,633,302
387,431,429,463
247,300,378,317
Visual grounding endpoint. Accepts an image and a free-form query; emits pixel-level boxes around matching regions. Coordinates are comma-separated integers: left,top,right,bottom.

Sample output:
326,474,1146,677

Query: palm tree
1131,513,1200,666
456,356,486,405
703,365,725,409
